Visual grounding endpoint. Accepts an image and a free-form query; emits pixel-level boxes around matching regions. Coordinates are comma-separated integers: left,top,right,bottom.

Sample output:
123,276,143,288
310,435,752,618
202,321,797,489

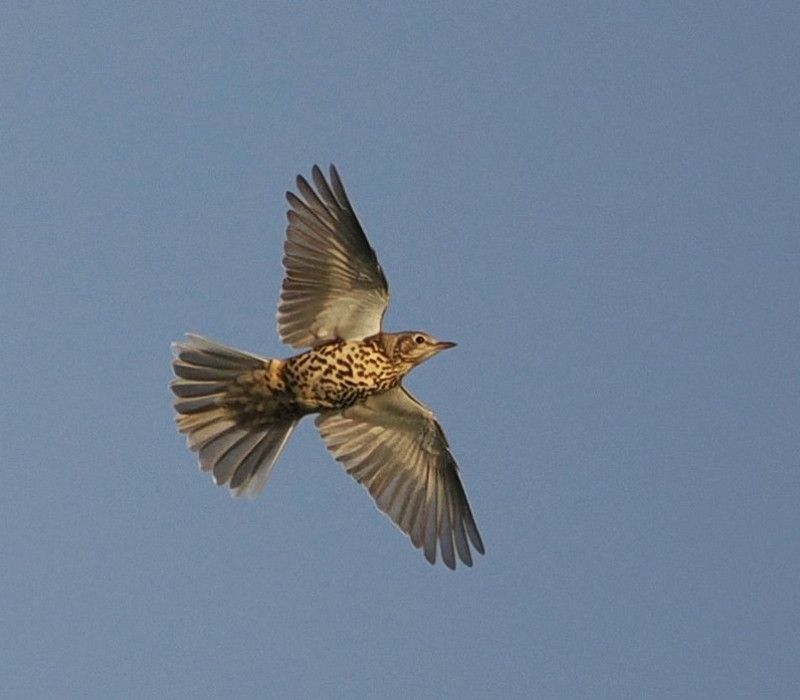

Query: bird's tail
170,334,298,498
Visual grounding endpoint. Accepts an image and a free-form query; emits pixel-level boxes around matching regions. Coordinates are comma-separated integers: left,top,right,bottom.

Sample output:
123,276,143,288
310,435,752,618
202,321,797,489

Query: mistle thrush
170,165,484,568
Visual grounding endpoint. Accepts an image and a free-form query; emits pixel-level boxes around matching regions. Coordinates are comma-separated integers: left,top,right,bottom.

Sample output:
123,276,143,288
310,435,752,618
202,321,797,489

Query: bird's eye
414,335,425,344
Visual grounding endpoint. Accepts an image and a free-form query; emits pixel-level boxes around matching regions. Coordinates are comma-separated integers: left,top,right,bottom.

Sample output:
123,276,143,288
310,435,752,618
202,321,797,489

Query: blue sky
2,2,798,698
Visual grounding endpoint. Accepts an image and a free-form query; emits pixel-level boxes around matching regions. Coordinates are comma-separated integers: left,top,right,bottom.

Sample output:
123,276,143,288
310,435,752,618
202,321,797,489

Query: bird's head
383,331,456,373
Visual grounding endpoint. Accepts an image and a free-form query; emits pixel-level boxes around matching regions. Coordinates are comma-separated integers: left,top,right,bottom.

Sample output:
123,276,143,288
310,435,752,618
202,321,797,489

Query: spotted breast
282,336,403,411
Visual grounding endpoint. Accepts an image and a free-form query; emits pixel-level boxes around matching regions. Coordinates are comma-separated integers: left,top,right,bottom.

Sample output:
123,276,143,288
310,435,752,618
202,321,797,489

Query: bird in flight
170,165,484,568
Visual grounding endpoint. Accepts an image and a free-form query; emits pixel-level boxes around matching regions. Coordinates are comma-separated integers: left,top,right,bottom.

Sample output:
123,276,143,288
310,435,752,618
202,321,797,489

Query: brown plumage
170,165,484,569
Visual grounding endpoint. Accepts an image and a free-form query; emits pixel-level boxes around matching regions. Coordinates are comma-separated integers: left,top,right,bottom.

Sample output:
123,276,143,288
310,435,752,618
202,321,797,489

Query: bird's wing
278,165,390,348
315,386,484,569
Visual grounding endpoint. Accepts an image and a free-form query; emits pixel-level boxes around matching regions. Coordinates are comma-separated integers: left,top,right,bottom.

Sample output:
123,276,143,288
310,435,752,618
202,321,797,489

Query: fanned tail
170,334,298,498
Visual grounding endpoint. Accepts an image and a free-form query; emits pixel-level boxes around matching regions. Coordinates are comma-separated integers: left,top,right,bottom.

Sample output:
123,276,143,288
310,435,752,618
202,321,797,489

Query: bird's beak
435,340,457,351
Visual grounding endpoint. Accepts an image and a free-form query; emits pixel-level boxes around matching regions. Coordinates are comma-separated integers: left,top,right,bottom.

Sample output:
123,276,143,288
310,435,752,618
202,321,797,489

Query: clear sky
2,3,798,698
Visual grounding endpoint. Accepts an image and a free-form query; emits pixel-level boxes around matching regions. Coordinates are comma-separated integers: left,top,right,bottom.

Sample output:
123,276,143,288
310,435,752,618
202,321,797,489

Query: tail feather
226,427,295,496
171,380,230,398
170,334,298,498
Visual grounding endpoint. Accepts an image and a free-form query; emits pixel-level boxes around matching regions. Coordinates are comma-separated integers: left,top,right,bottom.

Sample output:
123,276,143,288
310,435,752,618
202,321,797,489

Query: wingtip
294,172,309,191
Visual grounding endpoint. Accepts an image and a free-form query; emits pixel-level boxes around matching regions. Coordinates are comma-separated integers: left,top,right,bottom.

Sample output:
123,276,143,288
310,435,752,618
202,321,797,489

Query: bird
170,165,484,569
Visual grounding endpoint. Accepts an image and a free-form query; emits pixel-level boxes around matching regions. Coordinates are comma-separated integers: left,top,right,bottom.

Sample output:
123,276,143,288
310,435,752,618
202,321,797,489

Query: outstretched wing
278,165,390,348
315,386,484,569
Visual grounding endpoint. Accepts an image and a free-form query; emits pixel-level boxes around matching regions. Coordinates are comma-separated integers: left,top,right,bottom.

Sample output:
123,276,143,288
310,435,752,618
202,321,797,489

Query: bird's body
171,165,484,568
281,334,407,410
207,333,444,423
